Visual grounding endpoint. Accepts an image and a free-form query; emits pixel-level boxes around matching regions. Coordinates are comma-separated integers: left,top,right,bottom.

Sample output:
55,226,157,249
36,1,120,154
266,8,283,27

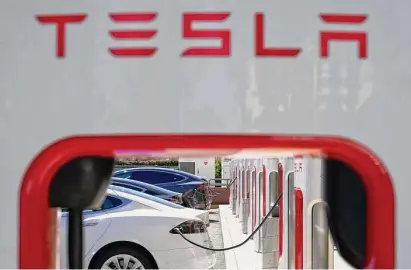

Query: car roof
108,185,185,209
111,177,181,195
113,167,205,180
101,208,200,221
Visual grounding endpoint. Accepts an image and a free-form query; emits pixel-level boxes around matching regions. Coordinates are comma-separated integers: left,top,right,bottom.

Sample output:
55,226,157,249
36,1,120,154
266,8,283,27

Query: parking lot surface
208,208,226,269
219,205,263,270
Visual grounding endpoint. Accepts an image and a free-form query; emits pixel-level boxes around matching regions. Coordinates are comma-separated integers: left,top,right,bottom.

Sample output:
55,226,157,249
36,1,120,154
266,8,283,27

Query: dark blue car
112,167,211,209
111,177,183,204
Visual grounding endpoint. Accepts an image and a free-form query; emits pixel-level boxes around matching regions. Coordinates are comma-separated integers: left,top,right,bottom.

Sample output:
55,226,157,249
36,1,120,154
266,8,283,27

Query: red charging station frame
278,163,284,257
19,135,395,269
262,165,267,216
242,170,245,199
295,188,303,269
253,167,257,226
234,169,237,200
247,169,251,216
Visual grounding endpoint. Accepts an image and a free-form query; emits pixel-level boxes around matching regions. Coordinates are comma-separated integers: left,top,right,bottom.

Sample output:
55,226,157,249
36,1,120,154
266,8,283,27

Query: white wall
196,157,215,179
179,157,216,179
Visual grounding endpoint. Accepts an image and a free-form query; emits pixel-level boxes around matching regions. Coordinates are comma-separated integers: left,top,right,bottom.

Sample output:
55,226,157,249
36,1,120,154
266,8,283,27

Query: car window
108,185,185,209
132,171,185,184
61,195,123,213
129,170,151,182
97,195,123,210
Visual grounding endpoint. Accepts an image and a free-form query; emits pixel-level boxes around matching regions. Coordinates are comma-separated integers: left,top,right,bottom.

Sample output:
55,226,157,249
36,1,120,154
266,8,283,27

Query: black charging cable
172,193,282,251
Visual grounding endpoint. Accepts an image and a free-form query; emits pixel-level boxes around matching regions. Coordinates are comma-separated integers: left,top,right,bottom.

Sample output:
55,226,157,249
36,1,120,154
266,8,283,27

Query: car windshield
108,185,185,209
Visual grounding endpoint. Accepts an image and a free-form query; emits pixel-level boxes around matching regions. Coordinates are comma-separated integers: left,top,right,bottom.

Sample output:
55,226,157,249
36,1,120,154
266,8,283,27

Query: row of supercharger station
228,155,335,269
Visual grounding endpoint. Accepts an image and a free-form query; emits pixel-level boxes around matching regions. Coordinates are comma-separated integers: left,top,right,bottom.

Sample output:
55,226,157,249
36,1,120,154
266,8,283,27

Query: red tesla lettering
255,13,301,57
320,14,368,59
181,12,231,57
109,12,157,57
36,14,87,58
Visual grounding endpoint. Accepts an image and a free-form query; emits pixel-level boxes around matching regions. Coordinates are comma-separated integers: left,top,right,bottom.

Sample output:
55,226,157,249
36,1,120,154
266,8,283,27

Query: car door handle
83,221,98,227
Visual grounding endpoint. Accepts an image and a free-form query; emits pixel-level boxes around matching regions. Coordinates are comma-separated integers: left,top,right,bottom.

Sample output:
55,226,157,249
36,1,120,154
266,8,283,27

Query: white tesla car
108,184,210,226
59,189,216,269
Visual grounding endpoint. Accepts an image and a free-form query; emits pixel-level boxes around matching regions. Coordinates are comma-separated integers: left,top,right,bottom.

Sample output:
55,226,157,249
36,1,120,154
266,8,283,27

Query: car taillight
170,220,206,234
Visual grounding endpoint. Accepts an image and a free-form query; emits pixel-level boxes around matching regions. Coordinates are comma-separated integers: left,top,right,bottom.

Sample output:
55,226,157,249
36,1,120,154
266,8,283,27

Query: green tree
215,157,222,178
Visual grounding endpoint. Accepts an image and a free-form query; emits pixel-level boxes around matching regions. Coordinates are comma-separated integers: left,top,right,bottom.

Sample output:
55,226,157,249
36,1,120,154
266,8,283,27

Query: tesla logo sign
35,12,368,59
109,13,158,57
204,161,208,165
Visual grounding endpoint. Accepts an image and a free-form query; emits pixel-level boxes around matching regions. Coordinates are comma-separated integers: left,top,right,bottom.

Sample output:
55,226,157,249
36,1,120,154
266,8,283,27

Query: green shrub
215,157,222,178
115,157,178,166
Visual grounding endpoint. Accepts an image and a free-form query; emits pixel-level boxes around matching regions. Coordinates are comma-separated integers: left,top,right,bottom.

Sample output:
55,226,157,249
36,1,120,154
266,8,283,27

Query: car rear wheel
89,246,156,269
